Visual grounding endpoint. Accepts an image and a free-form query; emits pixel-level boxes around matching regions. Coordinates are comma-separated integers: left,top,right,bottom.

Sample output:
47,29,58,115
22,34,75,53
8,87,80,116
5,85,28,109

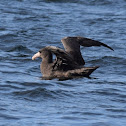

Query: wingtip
101,42,114,51
109,47,114,51
112,48,114,51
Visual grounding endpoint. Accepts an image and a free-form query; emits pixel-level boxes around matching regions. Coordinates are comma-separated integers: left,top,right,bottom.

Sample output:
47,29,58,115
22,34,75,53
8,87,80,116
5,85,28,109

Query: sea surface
0,0,126,126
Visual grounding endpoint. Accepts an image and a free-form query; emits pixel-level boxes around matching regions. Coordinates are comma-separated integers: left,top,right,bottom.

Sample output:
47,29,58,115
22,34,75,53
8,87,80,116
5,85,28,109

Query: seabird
32,36,113,79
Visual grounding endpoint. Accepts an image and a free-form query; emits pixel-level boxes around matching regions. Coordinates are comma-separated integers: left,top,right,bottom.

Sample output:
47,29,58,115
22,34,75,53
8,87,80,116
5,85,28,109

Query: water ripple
0,0,126,125
7,45,32,53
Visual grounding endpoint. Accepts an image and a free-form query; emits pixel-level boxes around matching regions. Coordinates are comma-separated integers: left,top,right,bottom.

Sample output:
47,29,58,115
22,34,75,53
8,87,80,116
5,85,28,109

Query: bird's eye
39,51,42,53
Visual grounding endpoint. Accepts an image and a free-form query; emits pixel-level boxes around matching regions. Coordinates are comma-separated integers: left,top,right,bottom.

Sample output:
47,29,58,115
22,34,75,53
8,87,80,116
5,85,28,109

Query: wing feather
45,46,78,71
77,37,114,51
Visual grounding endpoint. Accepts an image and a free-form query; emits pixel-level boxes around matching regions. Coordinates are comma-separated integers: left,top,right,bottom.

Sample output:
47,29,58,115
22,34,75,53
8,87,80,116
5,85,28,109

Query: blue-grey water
0,0,126,125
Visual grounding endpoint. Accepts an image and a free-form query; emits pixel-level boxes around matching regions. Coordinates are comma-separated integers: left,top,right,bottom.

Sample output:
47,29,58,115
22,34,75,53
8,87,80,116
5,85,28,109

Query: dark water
0,0,126,125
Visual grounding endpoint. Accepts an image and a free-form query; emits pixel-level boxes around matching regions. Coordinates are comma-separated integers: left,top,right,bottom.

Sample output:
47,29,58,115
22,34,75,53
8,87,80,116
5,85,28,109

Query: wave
13,86,74,100
0,33,18,38
44,0,123,6
88,56,126,66
7,45,32,53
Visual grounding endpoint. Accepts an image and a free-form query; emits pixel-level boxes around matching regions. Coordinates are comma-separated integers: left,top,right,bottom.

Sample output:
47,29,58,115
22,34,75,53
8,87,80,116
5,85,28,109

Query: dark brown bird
32,36,113,79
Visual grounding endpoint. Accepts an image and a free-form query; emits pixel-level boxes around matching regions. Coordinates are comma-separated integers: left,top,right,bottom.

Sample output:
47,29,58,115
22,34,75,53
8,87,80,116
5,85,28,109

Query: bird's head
32,48,51,60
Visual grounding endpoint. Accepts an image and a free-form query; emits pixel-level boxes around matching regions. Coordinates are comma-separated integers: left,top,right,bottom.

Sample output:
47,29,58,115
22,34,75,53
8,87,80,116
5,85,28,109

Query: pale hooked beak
32,52,41,60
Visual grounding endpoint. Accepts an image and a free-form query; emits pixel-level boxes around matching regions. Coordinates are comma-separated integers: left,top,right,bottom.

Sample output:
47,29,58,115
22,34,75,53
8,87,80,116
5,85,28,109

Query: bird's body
32,36,113,79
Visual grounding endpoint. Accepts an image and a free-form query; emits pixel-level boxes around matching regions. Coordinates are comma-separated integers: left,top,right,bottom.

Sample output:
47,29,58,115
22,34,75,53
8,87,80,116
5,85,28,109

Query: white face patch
32,52,41,60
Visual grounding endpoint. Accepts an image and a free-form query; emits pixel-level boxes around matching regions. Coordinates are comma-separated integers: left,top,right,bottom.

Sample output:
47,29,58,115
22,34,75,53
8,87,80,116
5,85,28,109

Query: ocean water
0,0,126,125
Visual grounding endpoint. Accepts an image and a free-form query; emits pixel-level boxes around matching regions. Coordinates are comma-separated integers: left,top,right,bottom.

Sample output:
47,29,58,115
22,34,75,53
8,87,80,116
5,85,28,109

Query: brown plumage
32,36,113,79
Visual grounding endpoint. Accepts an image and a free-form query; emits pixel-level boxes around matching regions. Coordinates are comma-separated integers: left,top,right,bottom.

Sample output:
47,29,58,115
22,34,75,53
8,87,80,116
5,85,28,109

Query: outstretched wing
62,36,114,51
61,36,114,65
77,37,114,51
45,46,78,71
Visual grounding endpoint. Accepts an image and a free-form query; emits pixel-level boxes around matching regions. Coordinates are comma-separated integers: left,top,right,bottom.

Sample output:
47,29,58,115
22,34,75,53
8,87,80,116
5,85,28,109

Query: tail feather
67,66,99,77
